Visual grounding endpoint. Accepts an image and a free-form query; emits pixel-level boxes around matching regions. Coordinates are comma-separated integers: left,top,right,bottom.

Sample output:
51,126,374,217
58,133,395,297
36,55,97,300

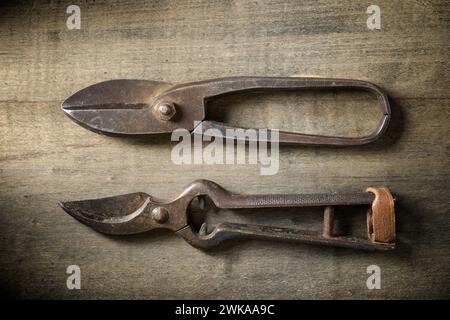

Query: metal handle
213,192,375,208
187,76,391,145
177,221,394,251
186,180,375,209
177,182,396,251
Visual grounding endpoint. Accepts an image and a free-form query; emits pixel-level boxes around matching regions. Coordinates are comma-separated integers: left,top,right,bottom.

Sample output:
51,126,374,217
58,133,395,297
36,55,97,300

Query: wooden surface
0,0,449,299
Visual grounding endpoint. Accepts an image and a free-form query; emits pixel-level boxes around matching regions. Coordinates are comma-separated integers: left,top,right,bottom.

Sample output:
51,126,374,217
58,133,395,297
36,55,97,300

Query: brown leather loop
366,187,396,243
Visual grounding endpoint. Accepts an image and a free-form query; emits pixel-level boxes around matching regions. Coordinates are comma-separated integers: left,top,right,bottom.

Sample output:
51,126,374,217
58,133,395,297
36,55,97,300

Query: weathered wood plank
0,0,449,299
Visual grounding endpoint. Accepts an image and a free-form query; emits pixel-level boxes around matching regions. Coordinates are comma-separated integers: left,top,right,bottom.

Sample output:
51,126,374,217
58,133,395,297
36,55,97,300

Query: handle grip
176,222,395,251
183,179,375,209
188,76,391,145
176,182,396,251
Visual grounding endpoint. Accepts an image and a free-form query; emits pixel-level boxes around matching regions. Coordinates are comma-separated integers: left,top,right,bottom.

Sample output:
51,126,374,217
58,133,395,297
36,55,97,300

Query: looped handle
190,77,391,145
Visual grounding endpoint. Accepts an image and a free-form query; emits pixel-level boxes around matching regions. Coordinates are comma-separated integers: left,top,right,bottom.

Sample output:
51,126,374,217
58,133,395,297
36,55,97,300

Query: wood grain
0,0,449,299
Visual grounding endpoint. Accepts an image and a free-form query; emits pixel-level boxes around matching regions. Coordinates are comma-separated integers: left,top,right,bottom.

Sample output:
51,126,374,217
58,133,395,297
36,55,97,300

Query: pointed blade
61,79,176,135
59,192,157,235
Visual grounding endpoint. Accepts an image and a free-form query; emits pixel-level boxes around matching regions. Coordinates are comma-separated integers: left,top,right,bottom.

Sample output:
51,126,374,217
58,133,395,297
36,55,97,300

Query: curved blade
61,79,176,135
59,192,158,235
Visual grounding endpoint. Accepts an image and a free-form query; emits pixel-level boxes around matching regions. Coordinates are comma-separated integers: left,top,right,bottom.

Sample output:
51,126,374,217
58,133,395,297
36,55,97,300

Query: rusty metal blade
59,192,158,235
61,79,174,135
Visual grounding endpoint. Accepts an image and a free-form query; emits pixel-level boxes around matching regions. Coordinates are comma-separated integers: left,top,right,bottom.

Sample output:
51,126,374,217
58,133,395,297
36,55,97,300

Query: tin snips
60,76,395,250
61,76,390,145
60,180,396,250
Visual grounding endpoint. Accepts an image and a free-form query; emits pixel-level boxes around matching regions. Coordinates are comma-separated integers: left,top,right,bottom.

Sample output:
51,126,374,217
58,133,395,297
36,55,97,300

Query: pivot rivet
151,206,169,223
155,102,176,121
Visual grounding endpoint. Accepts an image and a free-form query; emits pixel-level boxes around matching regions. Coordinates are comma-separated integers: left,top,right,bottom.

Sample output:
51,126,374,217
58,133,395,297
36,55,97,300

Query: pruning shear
61,77,391,145
60,180,396,250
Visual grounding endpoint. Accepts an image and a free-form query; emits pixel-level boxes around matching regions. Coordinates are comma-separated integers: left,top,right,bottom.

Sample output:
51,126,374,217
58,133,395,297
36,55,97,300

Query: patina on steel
59,180,396,250
61,77,391,145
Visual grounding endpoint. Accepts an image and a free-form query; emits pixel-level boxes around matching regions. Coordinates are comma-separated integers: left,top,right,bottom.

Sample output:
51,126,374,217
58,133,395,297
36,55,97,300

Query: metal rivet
155,102,176,120
151,206,169,224
158,104,171,115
